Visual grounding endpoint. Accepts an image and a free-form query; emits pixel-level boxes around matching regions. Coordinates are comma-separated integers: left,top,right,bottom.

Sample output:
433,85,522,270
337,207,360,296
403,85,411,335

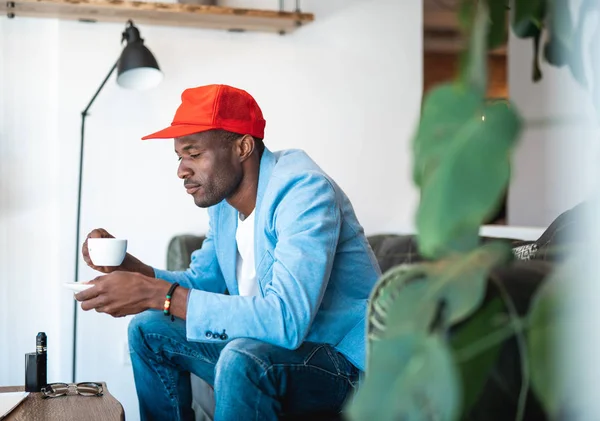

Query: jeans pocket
303,344,359,384
303,345,340,377
326,347,361,390
337,352,361,384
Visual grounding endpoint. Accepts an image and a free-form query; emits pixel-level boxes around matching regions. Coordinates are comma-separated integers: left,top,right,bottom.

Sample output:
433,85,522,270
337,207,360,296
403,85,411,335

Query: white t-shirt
235,210,258,296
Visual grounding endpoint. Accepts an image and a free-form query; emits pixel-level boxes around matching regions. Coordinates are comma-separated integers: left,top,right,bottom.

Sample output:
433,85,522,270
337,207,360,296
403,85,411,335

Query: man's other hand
82,228,155,277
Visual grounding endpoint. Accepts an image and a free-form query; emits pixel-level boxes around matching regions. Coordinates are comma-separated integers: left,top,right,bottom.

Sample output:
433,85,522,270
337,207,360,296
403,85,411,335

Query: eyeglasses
41,382,103,398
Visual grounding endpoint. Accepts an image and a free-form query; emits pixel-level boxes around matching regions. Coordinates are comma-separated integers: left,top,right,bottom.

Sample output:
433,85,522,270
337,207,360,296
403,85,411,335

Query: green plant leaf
427,242,512,326
462,0,490,95
527,266,566,419
511,0,545,39
368,264,434,341
545,0,589,87
488,0,509,50
348,334,461,421
413,84,481,189
413,84,522,258
546,0,573,57
532,31,543,82
450,298,506,413
543,38,568,67
510,0,545,82
368,244,511,345
458,0,475,34
541,0,572,69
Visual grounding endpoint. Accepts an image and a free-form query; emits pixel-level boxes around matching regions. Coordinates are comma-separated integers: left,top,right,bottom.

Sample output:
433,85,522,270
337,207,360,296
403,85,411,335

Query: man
76,84,381,421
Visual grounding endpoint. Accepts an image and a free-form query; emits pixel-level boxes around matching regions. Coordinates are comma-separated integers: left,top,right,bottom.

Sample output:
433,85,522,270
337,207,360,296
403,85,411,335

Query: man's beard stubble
191,169,243,208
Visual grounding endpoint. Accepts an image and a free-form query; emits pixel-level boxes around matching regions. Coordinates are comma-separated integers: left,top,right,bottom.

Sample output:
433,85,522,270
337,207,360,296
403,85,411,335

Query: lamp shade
116,21,163,90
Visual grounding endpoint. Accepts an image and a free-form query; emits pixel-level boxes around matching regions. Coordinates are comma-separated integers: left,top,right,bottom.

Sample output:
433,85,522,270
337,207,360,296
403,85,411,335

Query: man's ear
238,134,255,162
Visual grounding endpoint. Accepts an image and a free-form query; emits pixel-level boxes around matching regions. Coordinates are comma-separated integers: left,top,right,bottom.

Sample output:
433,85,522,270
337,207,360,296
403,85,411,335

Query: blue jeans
128,310,360,421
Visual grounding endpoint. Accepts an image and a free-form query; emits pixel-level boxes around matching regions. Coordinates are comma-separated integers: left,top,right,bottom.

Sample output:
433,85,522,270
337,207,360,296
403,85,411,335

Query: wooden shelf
1,0,315,34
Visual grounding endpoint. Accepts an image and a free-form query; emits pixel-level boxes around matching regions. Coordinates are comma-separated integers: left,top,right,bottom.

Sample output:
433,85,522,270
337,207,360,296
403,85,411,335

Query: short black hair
213,129,264,157
253,137,265,157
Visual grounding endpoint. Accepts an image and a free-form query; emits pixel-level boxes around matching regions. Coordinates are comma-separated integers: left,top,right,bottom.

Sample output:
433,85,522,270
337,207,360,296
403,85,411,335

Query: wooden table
0,382,125,420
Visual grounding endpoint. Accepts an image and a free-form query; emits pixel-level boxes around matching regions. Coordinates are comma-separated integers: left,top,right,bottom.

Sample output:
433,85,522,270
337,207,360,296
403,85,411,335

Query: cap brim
141,124,216,140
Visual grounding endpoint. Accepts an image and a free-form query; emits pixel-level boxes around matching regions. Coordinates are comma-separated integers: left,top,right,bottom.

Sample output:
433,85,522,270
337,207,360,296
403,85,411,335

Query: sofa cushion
533,201,588,262
366,234,532,273
367,234,422,273
167,234,206,271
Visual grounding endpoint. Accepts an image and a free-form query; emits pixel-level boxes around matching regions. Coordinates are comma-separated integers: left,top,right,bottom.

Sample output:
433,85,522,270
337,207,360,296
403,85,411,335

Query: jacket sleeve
185,173,341,348
153,217,227,294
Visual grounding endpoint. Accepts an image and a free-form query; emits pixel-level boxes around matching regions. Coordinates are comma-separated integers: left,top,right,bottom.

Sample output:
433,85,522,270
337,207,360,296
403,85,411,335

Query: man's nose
177,160,192,180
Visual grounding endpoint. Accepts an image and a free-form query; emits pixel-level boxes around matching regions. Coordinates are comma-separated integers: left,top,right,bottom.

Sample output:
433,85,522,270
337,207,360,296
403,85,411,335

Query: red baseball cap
142,84,266,140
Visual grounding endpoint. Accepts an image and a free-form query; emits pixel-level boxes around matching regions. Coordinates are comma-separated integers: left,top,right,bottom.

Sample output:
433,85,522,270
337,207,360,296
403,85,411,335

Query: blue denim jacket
154,148,381,371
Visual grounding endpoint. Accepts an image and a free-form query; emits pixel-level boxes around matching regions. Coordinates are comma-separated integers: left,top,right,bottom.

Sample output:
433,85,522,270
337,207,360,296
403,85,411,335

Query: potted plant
346,0,598,420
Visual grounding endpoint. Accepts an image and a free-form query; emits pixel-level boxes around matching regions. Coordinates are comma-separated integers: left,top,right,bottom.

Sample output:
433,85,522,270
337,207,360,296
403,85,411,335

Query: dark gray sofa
164,226,562,421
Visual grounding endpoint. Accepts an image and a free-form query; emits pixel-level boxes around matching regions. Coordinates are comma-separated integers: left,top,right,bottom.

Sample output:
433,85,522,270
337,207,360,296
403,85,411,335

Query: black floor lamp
72,20,162,382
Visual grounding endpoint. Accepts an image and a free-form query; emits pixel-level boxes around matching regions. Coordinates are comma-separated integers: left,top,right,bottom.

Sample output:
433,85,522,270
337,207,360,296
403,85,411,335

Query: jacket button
205,331,212,338
220,333,228,340
212,333,220,339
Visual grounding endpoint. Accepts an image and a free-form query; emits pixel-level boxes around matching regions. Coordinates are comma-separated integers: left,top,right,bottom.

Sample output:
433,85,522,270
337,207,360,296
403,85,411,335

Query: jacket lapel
219,148,277,296
255,148,276,229
254,148,277,264
219,203,239,296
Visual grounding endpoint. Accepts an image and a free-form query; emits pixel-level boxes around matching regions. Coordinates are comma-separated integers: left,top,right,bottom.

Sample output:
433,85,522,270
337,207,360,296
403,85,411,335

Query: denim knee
128,310,175,355
215,339,269,382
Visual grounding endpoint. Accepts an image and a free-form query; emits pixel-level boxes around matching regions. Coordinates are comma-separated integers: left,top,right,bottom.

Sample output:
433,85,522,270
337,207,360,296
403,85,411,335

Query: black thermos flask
25,332,48,392
36,332,47,389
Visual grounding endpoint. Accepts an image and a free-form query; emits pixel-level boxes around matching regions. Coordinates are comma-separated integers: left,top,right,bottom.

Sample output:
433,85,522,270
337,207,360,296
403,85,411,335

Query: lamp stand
72,59,119,382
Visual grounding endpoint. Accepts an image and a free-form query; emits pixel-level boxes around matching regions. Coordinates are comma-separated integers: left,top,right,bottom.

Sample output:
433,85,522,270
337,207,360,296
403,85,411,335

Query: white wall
508,30,599,227
0,1,423,419
0,18,74,391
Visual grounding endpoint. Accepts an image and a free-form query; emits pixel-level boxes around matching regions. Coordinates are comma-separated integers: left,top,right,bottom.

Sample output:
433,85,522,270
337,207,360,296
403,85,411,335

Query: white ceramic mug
88,238,128,266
